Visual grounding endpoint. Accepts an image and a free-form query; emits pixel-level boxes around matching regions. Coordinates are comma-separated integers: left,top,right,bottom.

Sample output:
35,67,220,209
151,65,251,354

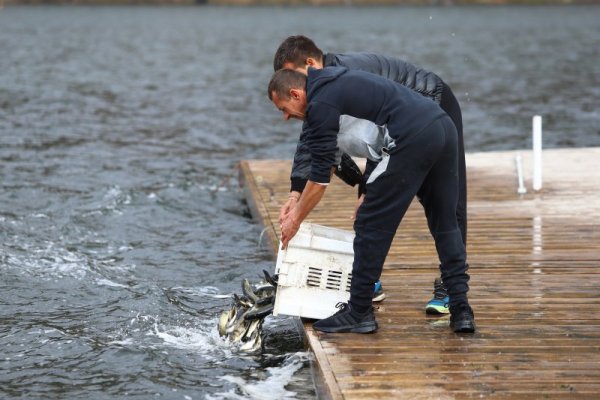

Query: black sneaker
313,302,378,334
450,304,476,333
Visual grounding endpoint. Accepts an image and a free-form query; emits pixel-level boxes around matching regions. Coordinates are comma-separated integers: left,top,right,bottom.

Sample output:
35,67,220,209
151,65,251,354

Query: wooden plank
238,160,280,255
305,329,344,400
239,147,600,399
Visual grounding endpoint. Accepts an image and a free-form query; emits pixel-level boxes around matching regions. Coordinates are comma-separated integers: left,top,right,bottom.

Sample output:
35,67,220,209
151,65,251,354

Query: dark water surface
1,5,599,399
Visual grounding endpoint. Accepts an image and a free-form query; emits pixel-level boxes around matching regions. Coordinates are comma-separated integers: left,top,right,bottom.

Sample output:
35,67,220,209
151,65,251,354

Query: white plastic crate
273,222,355,320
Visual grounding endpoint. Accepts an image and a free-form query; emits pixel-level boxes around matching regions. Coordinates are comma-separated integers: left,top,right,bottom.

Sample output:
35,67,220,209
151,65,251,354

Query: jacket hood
306,66,348,100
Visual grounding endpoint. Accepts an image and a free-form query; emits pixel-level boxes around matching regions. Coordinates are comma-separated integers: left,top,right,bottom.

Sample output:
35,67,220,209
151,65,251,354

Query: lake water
1,5,599,399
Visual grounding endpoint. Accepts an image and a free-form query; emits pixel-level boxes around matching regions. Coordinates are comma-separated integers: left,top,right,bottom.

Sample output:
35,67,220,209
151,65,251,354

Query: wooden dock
239,147,600,399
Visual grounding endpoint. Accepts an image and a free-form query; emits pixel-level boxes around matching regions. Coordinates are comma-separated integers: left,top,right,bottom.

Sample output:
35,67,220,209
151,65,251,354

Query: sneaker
373,281,386,302
425,278,449,314
450,303,476,333
313,302,378,334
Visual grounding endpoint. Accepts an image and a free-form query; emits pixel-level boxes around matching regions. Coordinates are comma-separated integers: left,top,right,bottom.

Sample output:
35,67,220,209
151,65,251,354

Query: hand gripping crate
273,222,354,320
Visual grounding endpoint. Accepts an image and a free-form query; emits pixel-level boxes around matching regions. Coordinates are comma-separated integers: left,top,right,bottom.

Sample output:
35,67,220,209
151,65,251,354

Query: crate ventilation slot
307,266,351,292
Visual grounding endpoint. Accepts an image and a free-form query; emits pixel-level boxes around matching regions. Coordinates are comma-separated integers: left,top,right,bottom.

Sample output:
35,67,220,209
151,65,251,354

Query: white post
532,115,543,191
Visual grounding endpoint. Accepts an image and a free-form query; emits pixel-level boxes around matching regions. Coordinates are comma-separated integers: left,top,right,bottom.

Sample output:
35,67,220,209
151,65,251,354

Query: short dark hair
267,69,307,101
273,35,323,71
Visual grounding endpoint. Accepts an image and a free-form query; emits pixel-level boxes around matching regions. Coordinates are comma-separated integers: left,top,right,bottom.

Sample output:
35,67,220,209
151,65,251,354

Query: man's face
271,90,307,121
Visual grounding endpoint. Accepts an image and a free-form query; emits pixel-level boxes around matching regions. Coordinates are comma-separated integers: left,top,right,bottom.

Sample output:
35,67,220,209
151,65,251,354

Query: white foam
169,286,232,299
106,338,136,346
96,278,128,288
207,352,311,400
31,213,49,218
3,238,137,286
152,319,233,360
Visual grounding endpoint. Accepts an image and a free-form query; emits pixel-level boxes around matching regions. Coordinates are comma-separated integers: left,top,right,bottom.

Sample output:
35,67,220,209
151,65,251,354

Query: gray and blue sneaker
373,281,386,302
425,278,449,314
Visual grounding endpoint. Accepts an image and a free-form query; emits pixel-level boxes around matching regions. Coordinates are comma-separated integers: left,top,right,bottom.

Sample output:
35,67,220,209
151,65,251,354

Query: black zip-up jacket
304,66,445,184
291,52,445,192
324,53,444,102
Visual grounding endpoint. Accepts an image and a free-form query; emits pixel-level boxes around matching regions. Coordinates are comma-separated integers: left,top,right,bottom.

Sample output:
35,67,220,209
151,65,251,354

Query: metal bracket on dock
515,153,527,195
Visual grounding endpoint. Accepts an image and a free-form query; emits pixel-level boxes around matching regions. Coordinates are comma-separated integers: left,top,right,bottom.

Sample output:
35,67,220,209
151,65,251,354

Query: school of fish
217,270,278,353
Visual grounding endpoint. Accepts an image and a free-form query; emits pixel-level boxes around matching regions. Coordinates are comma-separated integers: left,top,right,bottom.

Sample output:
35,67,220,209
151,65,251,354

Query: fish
244,302,274,321
239,319,262,350
244,319,262,337
233,293,253,309
254,294,275,307
239,321,262,353
217,310,230,337
217,274,277,353
253,283,276,297
241,278,259,304
225,306,238,331
263,269,278,288
229,318,250,343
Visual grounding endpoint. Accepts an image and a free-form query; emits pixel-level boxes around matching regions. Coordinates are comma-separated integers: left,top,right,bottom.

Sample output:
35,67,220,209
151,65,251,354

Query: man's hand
279,191,301,224
280,210,301,249
279,182,326,249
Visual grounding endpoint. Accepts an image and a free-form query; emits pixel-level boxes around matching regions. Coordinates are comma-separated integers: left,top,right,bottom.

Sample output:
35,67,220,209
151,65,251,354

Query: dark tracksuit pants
439,83,467,246
350,114,470,312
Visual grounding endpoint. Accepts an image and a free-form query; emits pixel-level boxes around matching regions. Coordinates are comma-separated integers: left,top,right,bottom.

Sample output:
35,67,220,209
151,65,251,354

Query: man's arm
290,122,312,192
280,128,311,223
280,99,341,247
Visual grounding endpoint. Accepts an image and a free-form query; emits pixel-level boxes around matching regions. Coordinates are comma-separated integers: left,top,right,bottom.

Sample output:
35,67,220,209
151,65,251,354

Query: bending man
267,67,475,334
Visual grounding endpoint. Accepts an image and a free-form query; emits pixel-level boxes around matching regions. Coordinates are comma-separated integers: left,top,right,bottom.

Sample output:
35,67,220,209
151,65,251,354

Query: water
0,5,599,399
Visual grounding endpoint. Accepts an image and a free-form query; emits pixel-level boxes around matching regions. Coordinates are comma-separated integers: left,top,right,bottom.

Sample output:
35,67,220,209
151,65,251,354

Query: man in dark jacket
267,67,475,334
274,36,466,314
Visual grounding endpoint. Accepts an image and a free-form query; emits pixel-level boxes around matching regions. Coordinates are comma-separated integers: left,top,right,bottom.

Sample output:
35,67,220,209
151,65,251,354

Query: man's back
324,52,444,103
303,66,446,184
306,67,445,141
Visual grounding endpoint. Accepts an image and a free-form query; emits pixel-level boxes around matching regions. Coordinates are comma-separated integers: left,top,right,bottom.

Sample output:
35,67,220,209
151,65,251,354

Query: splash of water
206,352,313,400
152,318,234,361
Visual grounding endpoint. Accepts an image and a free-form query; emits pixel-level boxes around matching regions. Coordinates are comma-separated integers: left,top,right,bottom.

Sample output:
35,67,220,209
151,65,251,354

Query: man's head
273,35,324,72
267,69,308,121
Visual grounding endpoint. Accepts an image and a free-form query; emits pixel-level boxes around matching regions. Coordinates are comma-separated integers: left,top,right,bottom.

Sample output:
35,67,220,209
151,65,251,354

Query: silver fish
239,322,262,353
217,310,230,337
242,278,259,304
262,270,278,288
225,306,238,331
253,282,276,295
233,293,253,309
244,302,274,321
229,318,250,343
244,319,261,338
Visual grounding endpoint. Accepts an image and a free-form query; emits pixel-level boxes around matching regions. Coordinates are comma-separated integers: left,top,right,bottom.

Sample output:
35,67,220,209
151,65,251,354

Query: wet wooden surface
239,147,600,399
